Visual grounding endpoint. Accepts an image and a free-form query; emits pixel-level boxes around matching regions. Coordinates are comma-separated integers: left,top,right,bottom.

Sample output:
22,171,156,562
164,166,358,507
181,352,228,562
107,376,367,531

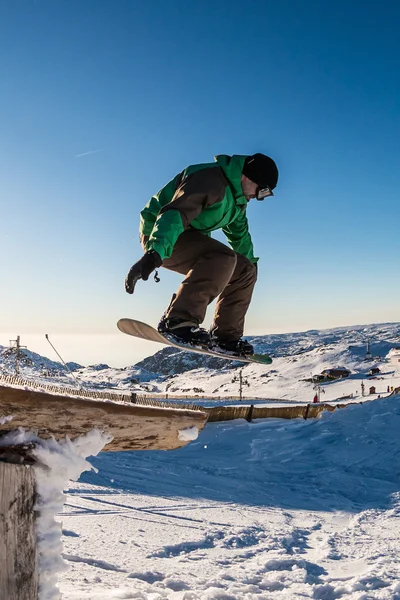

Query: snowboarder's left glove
125,250,162,294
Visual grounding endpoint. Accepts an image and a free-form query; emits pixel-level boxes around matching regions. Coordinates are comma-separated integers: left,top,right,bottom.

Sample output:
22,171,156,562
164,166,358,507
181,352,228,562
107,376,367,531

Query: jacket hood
214,154,247,202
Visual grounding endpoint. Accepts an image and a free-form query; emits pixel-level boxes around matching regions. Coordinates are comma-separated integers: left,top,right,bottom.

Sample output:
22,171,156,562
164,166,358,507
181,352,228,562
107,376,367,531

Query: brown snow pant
149,230,257,341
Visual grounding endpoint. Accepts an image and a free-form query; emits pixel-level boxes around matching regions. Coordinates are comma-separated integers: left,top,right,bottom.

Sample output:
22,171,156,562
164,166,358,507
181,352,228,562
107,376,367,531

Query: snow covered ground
2,321,400,406
59,393,400,599
1,322,400,599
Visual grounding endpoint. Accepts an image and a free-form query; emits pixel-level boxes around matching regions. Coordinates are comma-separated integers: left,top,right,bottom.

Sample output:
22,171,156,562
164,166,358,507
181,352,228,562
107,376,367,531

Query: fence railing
0,373,130,403
0,374,303,413
2,374,397,425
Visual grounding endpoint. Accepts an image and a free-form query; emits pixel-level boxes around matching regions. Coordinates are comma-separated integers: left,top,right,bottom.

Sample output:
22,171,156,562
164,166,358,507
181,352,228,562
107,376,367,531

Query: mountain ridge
1,321,399,400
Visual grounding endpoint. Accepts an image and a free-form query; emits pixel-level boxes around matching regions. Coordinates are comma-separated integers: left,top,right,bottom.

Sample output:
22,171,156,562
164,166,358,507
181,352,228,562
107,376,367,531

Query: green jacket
139,154,258,263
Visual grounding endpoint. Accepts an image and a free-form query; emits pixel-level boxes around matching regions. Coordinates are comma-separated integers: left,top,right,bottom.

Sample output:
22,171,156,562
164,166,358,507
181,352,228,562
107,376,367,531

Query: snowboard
117,318,273,365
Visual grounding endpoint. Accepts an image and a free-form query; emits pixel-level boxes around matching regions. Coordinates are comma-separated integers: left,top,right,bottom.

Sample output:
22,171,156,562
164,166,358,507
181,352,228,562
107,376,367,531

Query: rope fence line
129,395,203,411
145,393,298,403
0,374,204,411
1,374,398,424
0,374,130,403
0,374,290,407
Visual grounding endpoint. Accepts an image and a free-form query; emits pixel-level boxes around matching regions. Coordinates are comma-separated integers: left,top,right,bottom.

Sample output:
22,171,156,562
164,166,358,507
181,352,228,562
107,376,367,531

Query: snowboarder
124,153,279,356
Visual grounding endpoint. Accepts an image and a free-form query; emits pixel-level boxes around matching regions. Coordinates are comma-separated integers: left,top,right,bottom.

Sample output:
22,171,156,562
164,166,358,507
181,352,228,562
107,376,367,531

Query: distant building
310,374,326,383
388,347,400,366
368,367,380,376
321,368,351,380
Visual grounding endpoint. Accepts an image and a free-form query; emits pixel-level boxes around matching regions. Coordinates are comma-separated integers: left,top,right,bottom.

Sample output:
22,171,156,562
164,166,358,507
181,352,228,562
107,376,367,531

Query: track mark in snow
148,530,224,557
149,525,276,559
127,570,165,583
66,495,226,528
63,554,128,572
263,557,327,585
164,578,191,591
281,526,313,554
221,525,267,548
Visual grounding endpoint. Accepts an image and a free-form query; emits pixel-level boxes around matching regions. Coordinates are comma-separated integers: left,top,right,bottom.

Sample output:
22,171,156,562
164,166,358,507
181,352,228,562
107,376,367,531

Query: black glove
125,250,162,294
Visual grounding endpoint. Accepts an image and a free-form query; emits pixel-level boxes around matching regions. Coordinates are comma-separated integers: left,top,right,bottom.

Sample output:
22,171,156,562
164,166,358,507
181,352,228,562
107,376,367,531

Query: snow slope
59,393,400,599
2,321,400,403
1,322,400,599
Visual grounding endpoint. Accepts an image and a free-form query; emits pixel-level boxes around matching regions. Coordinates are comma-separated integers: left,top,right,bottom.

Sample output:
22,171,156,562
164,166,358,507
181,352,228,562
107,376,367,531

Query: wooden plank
0,385,208,451
0,461,38,600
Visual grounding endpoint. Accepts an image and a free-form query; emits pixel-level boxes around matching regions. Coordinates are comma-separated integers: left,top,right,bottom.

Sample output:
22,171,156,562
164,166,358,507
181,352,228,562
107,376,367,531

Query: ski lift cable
45,334,83,389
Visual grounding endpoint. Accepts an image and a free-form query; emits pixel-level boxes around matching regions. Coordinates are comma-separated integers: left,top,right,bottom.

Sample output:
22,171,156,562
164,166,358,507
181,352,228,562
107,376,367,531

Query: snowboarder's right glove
125,250,162,294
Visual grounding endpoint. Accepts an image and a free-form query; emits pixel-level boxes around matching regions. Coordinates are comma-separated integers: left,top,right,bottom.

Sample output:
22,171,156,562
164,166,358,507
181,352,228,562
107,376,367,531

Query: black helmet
242,153,279,191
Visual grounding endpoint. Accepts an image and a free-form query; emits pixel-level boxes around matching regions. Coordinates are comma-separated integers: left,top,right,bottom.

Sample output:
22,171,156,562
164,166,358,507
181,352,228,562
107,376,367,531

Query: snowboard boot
158,317,211,347
211,337,254,357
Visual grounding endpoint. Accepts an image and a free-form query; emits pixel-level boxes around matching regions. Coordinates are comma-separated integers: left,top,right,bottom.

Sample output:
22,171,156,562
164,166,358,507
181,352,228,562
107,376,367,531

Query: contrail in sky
75,149,105,158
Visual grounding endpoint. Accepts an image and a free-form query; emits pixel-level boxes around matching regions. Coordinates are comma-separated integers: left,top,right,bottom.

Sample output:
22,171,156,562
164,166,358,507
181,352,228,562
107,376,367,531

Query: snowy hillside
1,321,400,404
59,391,400,599
1,322,400,599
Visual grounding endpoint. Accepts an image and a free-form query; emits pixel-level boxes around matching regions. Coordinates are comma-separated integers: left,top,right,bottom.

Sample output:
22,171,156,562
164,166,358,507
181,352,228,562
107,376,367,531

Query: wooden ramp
0,385,208,451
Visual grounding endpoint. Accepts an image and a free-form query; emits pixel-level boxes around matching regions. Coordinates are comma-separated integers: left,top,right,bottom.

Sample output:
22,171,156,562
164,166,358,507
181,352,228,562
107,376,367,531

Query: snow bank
60,394,400,599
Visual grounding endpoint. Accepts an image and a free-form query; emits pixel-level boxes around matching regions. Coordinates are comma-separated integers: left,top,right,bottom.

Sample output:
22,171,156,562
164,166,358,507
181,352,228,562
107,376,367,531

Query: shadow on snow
77,395,400,514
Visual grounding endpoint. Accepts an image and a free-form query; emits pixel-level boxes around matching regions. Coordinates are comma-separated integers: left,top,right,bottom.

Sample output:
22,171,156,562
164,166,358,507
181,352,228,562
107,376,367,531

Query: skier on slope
125,153,279,357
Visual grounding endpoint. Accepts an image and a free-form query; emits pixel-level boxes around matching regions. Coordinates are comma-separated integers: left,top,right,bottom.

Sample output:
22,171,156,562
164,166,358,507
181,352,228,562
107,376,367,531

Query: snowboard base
117,318,272,365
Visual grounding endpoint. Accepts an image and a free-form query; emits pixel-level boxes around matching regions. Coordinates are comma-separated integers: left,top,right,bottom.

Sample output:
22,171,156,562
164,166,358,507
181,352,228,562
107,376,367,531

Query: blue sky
1,0,399,366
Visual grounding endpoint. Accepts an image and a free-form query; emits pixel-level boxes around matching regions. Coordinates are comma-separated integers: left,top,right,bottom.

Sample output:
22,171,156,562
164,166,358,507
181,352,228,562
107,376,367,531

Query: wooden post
0,455,38,600
246,404,254,423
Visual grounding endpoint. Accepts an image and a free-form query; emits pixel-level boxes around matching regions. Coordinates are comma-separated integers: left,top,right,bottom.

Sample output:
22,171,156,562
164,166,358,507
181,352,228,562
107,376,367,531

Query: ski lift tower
9,335,27,375
365,339,372,361
232,369,250,401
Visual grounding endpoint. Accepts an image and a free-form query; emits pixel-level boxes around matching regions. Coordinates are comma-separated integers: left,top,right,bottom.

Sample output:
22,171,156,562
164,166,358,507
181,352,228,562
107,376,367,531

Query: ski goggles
256,185,274,201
